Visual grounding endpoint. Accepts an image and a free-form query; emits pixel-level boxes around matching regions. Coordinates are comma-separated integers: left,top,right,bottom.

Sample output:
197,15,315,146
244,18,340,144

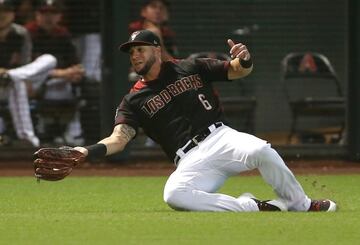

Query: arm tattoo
116,124,136,142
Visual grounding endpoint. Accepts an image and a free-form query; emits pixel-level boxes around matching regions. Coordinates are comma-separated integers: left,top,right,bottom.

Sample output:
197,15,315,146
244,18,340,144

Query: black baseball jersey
26,21,79,68
0,24,31,69
115,58,231,160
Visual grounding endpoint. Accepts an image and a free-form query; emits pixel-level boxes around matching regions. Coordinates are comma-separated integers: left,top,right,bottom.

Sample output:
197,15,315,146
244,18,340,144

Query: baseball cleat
264,200,288,211
308,199,337,212
239,193,287,211
253,199,287,211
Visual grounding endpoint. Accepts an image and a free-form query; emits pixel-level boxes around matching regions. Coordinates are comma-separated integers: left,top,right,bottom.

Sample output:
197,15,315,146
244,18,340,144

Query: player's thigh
164,166,227,195
221,128,270,169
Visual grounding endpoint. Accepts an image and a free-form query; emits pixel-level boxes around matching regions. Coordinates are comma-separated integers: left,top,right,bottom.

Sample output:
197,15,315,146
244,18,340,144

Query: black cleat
251,198,283,211
239,193,287,211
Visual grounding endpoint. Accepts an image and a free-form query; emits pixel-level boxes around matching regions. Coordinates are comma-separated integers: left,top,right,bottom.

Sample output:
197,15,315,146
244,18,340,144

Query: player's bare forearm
74,124,136,157
50,64,85,82
98,124,136,155
228,58,253,80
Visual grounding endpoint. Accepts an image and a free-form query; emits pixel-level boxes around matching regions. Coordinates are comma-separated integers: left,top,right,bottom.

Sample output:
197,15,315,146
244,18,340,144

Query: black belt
174,122,224,166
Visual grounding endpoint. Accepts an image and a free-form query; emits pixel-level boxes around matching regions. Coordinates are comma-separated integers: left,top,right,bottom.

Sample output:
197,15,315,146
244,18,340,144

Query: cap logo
46,0,54,5
131,31,140,41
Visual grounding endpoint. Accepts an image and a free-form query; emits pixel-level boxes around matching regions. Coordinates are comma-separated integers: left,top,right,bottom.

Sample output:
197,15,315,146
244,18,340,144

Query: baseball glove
33,146,86,181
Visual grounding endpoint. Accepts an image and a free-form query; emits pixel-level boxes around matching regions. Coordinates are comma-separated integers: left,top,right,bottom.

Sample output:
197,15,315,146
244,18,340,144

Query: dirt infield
1,159,360,177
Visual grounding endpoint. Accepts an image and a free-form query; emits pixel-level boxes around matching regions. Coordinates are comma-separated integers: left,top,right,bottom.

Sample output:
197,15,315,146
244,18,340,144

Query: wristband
240,58,253,68
84,143,107,161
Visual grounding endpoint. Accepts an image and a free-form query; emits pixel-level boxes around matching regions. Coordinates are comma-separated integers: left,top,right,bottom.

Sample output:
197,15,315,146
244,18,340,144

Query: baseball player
0,0,57,147
35,30,336,212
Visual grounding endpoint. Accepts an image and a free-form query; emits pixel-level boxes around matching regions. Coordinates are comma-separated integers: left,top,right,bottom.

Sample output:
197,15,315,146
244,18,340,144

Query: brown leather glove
33,146,86,181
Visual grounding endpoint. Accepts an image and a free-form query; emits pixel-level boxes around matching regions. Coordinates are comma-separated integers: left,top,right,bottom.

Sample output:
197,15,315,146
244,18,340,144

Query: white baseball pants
6,54,57,146
163,125,311,212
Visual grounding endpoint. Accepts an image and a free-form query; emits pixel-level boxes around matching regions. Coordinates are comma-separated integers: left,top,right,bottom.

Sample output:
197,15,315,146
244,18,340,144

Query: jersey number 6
198,94,213,110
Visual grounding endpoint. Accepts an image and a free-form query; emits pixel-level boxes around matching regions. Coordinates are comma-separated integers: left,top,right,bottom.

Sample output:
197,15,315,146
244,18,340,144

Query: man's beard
136,55,156,76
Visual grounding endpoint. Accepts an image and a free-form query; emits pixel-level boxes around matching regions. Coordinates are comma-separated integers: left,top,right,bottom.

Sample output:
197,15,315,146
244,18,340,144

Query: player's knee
163,187,190,211
244,144,276,168
36,54,57,67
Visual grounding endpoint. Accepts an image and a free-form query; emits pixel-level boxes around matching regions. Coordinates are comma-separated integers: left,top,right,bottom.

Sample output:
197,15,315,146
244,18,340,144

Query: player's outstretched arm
74,124,136,158
227,39,253,80
33,124,136,181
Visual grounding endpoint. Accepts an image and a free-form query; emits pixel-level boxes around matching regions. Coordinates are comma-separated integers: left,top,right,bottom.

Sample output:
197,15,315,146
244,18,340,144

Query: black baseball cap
0,0,15,11
35,0,63,12
119,30,161,52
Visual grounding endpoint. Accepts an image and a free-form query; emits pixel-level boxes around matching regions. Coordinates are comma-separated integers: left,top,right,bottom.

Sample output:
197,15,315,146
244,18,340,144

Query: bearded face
136,54,156,75
130,46,159,76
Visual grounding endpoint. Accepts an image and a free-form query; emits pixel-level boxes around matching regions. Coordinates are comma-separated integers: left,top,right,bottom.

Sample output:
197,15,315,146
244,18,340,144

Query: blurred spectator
25,0,85,145
15,0,36,25
129,0,179,61
62,0,102,144
0,0,57,147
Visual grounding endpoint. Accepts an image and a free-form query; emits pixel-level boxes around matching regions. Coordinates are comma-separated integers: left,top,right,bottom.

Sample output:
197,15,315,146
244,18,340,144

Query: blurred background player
25,0,85,145
14,0,35,25
0,0,56,147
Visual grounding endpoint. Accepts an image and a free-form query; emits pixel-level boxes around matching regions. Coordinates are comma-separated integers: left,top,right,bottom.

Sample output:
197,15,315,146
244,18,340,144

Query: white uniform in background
0,24,57,147
6,54,57,147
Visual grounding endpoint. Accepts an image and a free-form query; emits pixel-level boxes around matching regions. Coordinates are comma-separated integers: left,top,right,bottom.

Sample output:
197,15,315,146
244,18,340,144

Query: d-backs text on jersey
141,74,203,118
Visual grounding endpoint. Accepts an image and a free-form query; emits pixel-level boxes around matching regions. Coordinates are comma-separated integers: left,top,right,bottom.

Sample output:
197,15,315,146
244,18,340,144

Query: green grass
1,175,360,245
